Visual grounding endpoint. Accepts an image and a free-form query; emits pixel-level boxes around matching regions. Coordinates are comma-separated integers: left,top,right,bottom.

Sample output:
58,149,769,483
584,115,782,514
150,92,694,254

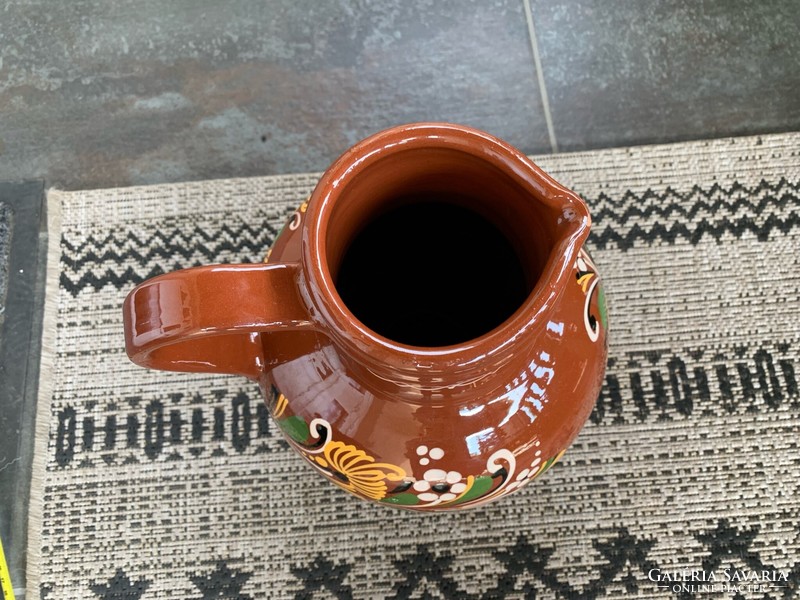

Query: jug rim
300,122,591,381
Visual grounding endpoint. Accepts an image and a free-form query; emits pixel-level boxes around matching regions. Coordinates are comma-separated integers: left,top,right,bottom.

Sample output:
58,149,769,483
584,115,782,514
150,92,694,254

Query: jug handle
123,263,313,381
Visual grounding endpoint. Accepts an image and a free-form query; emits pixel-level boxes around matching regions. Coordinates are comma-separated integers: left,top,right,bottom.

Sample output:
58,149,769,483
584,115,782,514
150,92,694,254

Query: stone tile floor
1,1,799,597
0,182,46,600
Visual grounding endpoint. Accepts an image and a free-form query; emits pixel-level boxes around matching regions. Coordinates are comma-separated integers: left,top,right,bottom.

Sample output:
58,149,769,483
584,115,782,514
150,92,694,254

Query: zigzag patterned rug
32,133,799,599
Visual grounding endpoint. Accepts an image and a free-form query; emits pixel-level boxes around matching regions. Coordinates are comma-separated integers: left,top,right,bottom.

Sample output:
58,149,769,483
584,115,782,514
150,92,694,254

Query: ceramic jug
123,123,608,511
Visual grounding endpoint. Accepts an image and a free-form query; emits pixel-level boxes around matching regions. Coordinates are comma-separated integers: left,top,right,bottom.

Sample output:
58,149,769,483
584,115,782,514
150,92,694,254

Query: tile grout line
523,0,558,153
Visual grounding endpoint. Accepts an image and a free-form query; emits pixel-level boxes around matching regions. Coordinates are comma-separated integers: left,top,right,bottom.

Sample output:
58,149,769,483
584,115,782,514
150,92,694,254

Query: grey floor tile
0,0,548,190
530,0,800,151
0,181,47,596
0,202,11,324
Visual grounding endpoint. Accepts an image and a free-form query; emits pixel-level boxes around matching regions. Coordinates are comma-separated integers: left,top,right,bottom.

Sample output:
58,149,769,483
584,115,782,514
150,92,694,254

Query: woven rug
32,133,799,599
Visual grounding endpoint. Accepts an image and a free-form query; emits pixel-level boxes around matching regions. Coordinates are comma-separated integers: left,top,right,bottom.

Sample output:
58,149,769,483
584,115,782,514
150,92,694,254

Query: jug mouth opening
302,123,590,377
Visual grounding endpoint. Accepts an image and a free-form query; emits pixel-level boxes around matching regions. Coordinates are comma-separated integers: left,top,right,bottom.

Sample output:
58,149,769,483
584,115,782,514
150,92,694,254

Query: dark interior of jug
326,147,557,347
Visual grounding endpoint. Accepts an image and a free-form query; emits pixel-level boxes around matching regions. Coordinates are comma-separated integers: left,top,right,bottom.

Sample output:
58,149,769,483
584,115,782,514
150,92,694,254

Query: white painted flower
445,471,462,484
407,446,469,505
413,480,430,492
423,469,447,482
429,447,444,460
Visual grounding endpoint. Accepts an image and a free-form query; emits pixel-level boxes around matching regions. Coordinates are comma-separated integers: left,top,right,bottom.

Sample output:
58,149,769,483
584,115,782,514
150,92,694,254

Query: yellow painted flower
314,441,406,500
273,393,289,418
577,272,594,293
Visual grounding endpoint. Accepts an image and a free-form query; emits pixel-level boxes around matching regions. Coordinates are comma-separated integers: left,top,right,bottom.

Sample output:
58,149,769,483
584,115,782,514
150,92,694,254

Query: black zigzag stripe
61,220,280,254
61,238,270,271
592,183,799,224
61,264,204,296
589,212,800,250
58,178,800,294
591,178,798,210
60,219,280,295
585,177,800,250
62,221,280,269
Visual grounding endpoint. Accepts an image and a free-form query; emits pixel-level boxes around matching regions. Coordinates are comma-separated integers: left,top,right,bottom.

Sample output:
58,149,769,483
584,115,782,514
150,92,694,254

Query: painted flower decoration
410,445,467,503
504,445,565,494
312,441,406,500
269,385,567,509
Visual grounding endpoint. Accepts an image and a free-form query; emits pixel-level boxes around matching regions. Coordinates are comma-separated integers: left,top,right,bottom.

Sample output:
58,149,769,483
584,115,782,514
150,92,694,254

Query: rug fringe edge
25,189,64,594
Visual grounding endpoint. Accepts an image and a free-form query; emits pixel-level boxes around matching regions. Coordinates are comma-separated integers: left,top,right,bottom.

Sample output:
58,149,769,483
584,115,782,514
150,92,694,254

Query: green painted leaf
453,475,494,505
278,415,309,444
381,493,419,506
598,285,608,329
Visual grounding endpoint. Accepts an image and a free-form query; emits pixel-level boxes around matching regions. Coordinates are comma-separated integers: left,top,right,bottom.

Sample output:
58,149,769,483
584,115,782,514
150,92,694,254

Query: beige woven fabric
33,133,800,599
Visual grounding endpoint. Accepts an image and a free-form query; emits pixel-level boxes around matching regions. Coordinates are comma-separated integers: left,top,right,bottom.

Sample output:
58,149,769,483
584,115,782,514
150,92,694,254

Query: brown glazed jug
123,123,608,511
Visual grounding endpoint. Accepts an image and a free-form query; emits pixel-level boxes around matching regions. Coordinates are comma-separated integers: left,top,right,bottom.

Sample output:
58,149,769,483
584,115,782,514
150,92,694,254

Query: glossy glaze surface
124,123,608,511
